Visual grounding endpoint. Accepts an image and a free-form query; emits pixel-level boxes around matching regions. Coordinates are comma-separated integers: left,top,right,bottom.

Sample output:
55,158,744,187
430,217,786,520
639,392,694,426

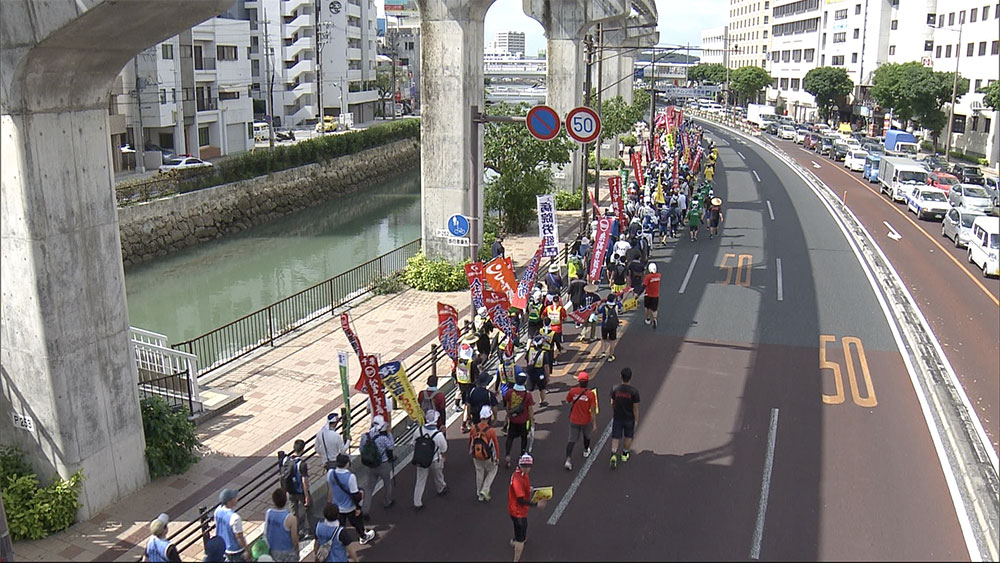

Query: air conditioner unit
970,100,984,112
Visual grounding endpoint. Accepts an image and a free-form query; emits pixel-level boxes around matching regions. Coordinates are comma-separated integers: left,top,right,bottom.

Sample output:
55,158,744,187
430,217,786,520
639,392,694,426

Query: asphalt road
768,136,999,456
357,126,971,561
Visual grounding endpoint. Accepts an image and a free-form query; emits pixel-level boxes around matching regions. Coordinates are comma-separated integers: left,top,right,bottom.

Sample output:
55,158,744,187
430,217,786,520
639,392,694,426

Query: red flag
672,151,680,191
436,302,459,366
608,176,624,222
359,354,390,421
464,262,486,312
588,217,612,283
483,289,515,354
589,188,601,218
566,301,600,324
484,256,517,299
513,240,544,310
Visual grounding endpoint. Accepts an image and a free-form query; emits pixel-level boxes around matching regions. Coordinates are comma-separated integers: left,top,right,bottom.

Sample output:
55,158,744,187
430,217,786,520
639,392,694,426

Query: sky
377,0,727,56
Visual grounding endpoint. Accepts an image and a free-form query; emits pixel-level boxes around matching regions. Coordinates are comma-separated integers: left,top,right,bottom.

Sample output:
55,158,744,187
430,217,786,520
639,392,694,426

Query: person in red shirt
563,371,598,471
641,262,662,329
542,297,567,358
508,454,546,562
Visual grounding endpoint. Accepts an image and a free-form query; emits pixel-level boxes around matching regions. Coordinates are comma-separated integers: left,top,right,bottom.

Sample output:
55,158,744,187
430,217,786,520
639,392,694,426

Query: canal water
124,169,421,344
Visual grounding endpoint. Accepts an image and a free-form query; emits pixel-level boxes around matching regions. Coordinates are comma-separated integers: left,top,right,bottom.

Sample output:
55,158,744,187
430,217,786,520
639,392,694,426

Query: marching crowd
141,111,716,563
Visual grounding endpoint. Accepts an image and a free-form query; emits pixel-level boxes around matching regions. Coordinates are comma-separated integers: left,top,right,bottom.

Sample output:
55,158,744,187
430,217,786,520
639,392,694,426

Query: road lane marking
766,200,775,220
753,170,761,182
776,258,783,301
679,253,699,293
749,408,779,559
883,221,902,241
547,421,614,525
738,151,746,159
798,147,812,154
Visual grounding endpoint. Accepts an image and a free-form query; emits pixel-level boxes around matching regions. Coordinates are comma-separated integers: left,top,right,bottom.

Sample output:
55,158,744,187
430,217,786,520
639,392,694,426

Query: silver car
941,208,984,248
949,184,994,213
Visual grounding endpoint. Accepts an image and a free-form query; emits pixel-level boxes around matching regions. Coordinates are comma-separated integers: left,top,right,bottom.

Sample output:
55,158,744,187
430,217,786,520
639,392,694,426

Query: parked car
845,149,869,172
949,184,994,213
956,169,985,185
967,216,999,276
817,135,837,156
803,133,820,150
832,140,851,161
927,171,961,194
158,156,213,173
778,125,797,140
942,208,985,247
905,186,949,220
316,115,338,133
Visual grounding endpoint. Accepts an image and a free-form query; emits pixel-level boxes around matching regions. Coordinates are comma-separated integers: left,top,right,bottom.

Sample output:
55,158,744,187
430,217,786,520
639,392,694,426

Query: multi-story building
241,0,378,128
765,0,822,119
885,0,938,64
701,26,727,65
111,16,255,171
380,15,422,115
727,0,771,69
930,1,999,167
490,31,527,56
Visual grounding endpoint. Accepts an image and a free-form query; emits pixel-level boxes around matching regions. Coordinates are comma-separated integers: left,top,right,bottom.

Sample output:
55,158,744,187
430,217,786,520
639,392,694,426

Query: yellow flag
655,174,665,204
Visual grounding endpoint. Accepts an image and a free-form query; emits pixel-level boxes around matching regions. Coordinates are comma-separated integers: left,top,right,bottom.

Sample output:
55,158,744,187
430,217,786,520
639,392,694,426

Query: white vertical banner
536,194,559,257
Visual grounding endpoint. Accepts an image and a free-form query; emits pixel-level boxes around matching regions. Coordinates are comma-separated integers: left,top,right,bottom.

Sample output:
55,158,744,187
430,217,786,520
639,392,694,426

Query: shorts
658,224,669,234
710,218,720,228
644,296,659,311
601,326,618,341
689,224,699,232
611,283,627,294
511,515,528,542
458,382,475,404
568,422,593,444
527,366,547,391
611,418,635,439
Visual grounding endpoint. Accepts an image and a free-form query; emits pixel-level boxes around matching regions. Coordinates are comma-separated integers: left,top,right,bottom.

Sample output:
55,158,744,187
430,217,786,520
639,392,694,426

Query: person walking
470,405,501,502
579,283,601,343
279,439,312,540
313,503,360,563
214,488,249,562
642,263,662,329
543,263,563,297
326,454,376,545
542,295,567,359
609,255,629,296
708,197,724,239
417,375,448,433
508,454,547,563
359,415,395,513
525,333,549,407
316,412,346,472
563,371,598,470
609,368,641,470
467,372,499,426
598,294,621,362
567,275,587,328
687,203,701,242
413,410,449,510
263,489,299,562
502,373,535,469
492,235,505,260
143,514,181,562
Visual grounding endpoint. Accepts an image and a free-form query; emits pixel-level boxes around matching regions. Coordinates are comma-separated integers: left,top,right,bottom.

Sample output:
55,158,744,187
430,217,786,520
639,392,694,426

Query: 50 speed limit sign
565,106,602,143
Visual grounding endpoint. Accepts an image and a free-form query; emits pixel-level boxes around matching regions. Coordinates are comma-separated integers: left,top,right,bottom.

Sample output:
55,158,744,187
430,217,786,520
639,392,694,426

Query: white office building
111,16,255,171
727,0,771,69
490,31,527,56
701,26,727,65
884,0,938,64
765,0,822,120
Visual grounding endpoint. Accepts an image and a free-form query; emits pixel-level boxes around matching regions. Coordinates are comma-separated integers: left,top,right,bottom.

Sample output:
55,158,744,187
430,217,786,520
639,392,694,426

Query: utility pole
648,47,656,133
944,19,963,164
592,24,604,207
724,26,730,108
390,20,399,120
263,8,276,150
132,55,147,173
581,33,595,225
315,1,330,135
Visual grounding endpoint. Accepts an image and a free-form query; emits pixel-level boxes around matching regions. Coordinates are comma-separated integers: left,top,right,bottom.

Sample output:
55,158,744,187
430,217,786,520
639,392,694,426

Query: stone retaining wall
117,138,419,267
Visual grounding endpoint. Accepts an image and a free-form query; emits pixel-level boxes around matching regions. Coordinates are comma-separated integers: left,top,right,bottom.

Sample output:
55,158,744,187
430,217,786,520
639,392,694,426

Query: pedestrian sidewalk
11,203,588,562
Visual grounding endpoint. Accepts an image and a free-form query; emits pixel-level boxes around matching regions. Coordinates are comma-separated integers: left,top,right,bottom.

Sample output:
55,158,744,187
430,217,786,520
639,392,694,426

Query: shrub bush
588,153,625,170
372,273,406,295
141,396,200,478
0,446,83,541
554,189,581,211
402,253,469,292
620,134,638,147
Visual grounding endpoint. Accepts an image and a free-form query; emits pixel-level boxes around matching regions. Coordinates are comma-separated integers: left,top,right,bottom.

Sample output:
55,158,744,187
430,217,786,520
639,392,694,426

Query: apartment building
727,0,771,69
765,0,822,119
491,31,527,56
112,16,255,171
379,16,422,115
701,26,727,65
885,0,938,64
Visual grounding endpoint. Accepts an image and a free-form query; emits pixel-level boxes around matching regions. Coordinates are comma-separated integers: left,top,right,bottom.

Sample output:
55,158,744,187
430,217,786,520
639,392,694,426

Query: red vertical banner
464,262,486,312
589,188,602,218
513,239,544,310
588,217,612,283
341,312,364,359
608,176,624,221
631,152,643,188
359,354,390,421
436,302,459,366
483,289,515,354
672,152,680,191
484,256,518,299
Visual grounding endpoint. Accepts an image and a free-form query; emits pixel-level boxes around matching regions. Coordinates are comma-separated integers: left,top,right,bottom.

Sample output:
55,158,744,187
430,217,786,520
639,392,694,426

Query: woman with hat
143,513,180,562
708,197,724,239
544,263,563,297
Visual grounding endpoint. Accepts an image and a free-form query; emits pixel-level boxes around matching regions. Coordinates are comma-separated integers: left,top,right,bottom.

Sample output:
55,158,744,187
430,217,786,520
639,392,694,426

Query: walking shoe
477,492,485,502
583,447,592,458
609,454,618,469
505,456,512,470
652,319,657,329
361,530,376,544
437,486,450,496
383,499,396,509
564,459,573,470
622,450,631,463
608,355,616,362
540,401,549,407
599,352,607,358
482,491,491,502
644,319,651,325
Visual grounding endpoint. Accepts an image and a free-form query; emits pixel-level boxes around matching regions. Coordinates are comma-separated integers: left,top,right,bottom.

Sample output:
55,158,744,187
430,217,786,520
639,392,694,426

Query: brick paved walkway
11,198,595,562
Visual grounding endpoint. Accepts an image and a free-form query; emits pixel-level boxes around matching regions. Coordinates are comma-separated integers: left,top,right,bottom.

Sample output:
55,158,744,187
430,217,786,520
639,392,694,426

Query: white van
967,216,999,277
252,121,270,142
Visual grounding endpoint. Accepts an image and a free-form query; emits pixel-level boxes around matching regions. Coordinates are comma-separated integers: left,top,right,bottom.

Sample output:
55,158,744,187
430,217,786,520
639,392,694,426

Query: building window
831,55,845,65
938,14,945,26
993,40,1000,54
960,9,966,23
821,54,825,65
972,115,979,131
925,40,934,51
926,13,935,25
936,45,942,57
948,12,955,25
967,43,975,56
198,126,210,147
833,32,846,42
835,8,848,19
791,78,800,90
772,78,779,88
985,5,991,19
804,48,815,61
853,28,860,39
980,41,988,55
946,44,952,57
780,77,789,89
793,49,802,62
162,44,174,59
159,89,166,104
855,3,861,14
764,15,769,23
852,52,858,63
971,7,978,20
217,45,238,61
782,49,791,62
974,78,982,91
823,33,827,47
889,45,895,55
985,118,992,133
219,91,240,100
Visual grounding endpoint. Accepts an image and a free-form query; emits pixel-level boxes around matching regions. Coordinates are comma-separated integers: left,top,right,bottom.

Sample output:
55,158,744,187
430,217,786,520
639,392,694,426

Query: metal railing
172,239,422,377
131,327,202,413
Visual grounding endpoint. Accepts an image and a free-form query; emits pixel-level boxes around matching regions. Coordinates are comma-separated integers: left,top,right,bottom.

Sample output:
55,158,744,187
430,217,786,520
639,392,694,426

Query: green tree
600,96,634,138
803,66,854,121
872,62,969,148
688,63,728,85
483,102,574,232
630,89,650,123
872,62,916,124
983,80,1000,110
729,66,772,106
374,68,395,117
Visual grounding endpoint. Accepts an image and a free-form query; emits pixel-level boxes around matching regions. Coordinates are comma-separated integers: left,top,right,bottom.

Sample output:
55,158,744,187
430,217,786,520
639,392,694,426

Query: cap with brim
518,453,534,467
577,371,590,381
219,488,239,504
548,264,559,273
711,198,722,206
584,284,598,293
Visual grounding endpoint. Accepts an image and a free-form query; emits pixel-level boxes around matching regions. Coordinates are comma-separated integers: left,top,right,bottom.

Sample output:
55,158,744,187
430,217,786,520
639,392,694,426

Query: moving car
862,141,884,155
967,216,999,276
927,171,960,194
905,187,949,220
863,153,882,182
844,149,869,172
778,125,797,140
955,168,985,186
949,184,994,213
158,156,213,173
984,176,999,207
942,208,984,247
919,154,948,172
315,115,338,133
950,162,981,178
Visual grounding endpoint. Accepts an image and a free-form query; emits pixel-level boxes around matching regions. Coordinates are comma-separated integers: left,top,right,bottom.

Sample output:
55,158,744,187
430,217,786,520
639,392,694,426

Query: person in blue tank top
142,514,180,562
313,503,360,562
264,488,299,562
214,488,248,562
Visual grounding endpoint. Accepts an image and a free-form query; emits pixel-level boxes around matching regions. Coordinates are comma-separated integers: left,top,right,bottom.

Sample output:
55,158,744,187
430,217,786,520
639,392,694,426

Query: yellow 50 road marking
820,335,877,407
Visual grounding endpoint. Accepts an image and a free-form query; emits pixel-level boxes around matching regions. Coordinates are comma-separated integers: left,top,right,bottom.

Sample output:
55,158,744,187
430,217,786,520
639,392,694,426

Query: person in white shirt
413,410,450,510
316,412,346,471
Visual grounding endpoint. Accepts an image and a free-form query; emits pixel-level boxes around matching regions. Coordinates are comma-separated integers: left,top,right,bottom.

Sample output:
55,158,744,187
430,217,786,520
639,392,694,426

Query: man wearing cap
413,409,449,510
563,372,598,471
543,263,563,297
143,513,181,562
642,263,662,328
492,235,505,259
359,415,395,514
316,412,346,472
467,372,499,426
214,488,248,562
508,454,547,562
502,373,535,469
469,405,500,502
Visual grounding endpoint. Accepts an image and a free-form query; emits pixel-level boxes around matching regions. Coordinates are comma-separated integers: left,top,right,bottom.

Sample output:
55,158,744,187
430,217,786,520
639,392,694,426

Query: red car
803,133,820,150
927,171,960,195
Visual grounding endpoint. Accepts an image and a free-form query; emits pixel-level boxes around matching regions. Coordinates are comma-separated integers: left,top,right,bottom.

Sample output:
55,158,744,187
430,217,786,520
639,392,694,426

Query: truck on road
879,156,929,202
884,129,919,157
747,103,776,127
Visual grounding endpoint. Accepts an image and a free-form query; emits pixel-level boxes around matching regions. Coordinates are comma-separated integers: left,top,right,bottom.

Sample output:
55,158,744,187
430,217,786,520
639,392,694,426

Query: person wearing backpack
563,372,598,471
599,294,621,362
278,440,312,541
326,454,376,545
412,409,449,510
502,373,535,470
416,375,447,433
313,503,359,562
263,488,299,562
359,415,395,514
469,405,500,502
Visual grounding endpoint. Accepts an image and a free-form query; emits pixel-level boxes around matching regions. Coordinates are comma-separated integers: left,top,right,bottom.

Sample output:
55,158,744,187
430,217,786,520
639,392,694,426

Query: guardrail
130,327,202,413
172,239,422,378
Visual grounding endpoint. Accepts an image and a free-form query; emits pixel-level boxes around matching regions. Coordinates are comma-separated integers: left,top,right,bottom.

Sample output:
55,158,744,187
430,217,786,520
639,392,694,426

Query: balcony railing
197,97,218,112
194,57,216,71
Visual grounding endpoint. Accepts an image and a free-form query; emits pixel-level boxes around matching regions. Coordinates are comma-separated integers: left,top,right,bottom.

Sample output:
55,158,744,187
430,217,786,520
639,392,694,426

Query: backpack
360,433,382,467
314,522,341,562
419,390,443,421
470,425,495,461
412,429,439,469
604,304,620,328
278,454,302,495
